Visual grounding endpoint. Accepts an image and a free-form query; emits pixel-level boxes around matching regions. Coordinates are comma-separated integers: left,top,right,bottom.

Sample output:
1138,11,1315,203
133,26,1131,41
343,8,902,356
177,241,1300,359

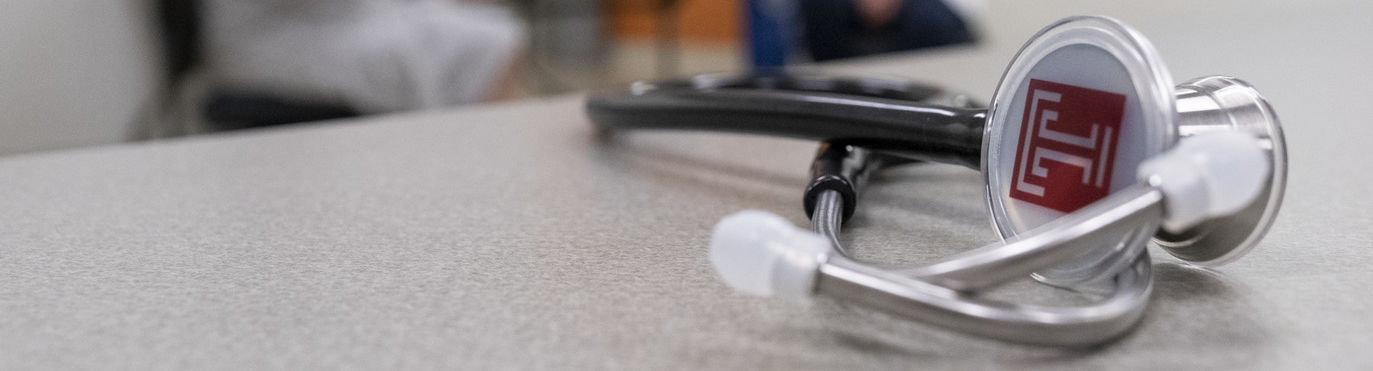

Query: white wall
0,0,161,156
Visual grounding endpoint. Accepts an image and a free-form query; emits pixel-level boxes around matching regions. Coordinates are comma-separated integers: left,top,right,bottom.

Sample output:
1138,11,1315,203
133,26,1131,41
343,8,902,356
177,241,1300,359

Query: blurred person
800,0,974,61
202,0,526,117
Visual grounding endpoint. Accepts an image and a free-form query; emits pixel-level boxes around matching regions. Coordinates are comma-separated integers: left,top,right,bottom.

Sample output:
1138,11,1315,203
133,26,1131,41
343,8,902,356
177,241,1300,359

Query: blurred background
0,0,984,157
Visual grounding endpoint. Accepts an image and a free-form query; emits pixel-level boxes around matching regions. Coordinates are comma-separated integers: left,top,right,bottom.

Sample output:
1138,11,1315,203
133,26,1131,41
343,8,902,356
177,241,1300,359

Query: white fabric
204,0,525,113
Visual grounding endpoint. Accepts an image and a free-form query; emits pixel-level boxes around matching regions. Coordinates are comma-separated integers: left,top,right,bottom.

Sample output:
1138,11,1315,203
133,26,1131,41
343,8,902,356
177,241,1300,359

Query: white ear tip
1190,131,1270,213
709,210,830,300
1139,131,1270,232
709,211,789,296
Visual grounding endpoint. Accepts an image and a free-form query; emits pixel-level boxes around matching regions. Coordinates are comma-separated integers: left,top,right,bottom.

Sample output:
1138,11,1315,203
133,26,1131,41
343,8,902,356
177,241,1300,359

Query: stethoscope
585,16,1287,346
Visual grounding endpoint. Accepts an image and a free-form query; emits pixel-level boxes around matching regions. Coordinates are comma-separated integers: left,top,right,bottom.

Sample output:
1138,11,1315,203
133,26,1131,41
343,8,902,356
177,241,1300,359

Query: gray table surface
3,1,1372,369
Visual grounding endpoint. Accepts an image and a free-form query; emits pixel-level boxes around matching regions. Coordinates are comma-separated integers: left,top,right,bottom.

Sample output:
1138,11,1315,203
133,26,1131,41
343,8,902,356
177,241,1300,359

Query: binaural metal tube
814,252,1152,346
903,185,1164,291
812,184,1163,292
807,183,1158,345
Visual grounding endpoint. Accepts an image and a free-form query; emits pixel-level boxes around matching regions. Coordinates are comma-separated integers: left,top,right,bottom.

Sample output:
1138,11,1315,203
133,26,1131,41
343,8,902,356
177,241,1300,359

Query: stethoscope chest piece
982,17,1287,283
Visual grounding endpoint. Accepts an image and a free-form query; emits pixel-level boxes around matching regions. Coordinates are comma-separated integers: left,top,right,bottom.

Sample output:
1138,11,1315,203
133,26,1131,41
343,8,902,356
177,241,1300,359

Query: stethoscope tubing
586,85,987,168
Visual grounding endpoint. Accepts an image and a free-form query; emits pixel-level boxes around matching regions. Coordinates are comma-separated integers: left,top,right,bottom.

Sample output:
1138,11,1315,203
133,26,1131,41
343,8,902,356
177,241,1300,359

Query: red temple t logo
1009,79,1127,212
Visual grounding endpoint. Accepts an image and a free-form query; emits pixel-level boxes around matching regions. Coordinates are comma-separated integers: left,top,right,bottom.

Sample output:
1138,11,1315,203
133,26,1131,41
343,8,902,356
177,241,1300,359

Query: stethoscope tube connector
803,142,890,224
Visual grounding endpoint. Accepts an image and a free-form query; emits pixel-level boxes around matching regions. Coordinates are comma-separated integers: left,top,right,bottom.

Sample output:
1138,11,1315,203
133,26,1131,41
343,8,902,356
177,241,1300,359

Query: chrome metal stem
812,185,1163,292
903,184,1164,291
806,182,1160,345
815,251,1152,346
1155,76,1287,265
812,190,848,257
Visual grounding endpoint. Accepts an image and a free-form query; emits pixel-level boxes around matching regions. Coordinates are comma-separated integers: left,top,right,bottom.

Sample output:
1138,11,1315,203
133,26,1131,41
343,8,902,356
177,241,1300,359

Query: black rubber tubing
585,87,987,169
